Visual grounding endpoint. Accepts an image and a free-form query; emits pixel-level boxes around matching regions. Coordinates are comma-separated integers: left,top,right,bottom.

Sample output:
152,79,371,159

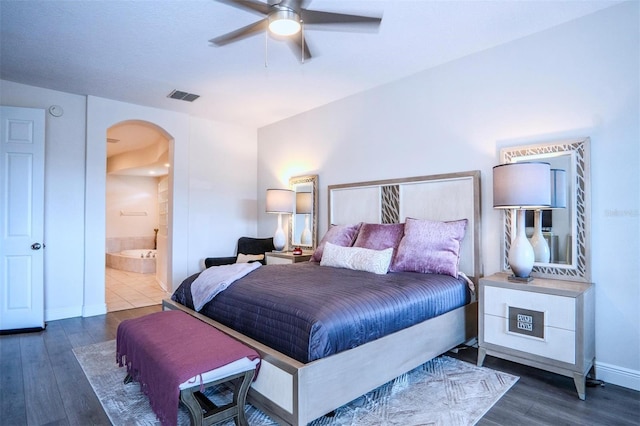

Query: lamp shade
266,189,295,213
493,162,551,209
550,169,567,208
296,192,312,214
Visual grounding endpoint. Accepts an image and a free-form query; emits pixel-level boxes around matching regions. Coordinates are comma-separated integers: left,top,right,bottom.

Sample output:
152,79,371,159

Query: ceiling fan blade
210,18,268,45
287,34,312,61
300,9,382,26
213,0,271,15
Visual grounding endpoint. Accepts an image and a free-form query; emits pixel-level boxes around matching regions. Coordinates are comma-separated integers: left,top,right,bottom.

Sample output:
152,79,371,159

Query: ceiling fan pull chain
265,28,269,68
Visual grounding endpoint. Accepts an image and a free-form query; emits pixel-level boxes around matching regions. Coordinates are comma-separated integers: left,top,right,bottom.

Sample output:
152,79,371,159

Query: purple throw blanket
116,310,260,426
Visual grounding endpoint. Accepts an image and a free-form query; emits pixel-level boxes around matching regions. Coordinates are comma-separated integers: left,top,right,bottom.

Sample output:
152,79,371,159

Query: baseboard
45,304,107,321
156,276,169,292
45,306,82,322
595,360,640,391
82,303,107,318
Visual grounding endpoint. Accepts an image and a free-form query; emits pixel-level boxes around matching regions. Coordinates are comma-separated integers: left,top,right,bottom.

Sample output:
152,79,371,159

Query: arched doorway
104,120,172,311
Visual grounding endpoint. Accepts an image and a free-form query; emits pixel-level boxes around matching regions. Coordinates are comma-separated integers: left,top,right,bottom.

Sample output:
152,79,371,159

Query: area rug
73,340,517,426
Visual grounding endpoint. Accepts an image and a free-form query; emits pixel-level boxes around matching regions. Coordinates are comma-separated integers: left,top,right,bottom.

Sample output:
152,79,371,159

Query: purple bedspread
116,310,260,426
172,262,471,364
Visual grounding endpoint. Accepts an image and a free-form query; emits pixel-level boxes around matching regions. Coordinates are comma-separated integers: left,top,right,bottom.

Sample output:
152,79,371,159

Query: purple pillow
390,218,467,277
311,223,362,262
353,223,404,259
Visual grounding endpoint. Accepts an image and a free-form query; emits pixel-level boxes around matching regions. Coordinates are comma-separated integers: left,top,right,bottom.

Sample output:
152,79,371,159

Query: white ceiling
0,0,620,129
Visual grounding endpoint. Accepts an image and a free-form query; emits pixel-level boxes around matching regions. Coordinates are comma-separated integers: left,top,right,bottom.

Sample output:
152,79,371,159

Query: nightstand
265,251,312,265
477,273,595,400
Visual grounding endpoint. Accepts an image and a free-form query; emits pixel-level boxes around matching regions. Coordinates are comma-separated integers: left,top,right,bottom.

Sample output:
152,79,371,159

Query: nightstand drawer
484,286,575,331
265,252,312,265
484,314,576,364
266,255,295,265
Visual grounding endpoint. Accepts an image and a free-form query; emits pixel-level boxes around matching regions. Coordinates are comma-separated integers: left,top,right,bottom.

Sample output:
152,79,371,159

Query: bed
163,170,481,425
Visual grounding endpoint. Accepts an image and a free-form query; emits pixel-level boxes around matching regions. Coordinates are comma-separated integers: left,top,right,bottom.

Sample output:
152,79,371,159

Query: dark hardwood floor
1,305,638,425
448,347,640,426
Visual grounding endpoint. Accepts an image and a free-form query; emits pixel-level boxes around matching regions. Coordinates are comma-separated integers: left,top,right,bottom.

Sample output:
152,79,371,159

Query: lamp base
508,209,536,279
273,214,286,251
507,274,534,283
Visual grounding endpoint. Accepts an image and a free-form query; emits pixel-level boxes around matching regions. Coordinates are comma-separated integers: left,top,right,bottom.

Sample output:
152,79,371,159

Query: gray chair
204,237,274,268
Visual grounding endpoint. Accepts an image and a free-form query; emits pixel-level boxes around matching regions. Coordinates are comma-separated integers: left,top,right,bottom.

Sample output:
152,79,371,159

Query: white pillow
320,242,393,275
235,253,264,263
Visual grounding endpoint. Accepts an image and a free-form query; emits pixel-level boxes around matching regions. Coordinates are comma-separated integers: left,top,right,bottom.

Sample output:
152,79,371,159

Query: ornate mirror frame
501,137,591,282
289,174,319,250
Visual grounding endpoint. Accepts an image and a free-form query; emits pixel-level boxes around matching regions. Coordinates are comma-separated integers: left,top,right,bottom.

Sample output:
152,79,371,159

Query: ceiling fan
209,0,383,62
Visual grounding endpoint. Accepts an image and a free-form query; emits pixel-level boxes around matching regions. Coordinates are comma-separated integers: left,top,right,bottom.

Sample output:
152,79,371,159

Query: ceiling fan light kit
268,9,301,36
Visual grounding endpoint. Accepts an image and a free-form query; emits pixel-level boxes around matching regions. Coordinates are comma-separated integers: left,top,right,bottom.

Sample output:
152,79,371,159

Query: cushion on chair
205,256,238,268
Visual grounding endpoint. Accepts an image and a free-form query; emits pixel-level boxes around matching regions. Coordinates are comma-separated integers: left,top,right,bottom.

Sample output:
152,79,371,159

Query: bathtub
121,249,157,258
106,249,156,274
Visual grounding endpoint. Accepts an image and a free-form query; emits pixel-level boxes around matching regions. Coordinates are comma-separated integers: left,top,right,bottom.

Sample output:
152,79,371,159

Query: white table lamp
494,162,551,281
266,189,295,251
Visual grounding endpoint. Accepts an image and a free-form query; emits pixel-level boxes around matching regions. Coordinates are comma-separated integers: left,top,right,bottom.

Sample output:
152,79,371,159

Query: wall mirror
289,174,318,249
501,138,591,282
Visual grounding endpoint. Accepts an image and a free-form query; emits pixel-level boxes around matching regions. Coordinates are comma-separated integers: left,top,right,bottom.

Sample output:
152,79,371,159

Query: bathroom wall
106,174,159,253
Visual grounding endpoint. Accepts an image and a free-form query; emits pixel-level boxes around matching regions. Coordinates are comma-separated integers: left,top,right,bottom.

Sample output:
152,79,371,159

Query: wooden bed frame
163,170,482,425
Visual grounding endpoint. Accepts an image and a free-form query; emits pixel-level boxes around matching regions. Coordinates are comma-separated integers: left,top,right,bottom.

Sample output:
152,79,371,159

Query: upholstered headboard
328,171,482,283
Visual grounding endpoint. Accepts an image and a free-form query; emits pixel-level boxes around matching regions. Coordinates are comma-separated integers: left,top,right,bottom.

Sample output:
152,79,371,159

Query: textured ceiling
0,0,620,128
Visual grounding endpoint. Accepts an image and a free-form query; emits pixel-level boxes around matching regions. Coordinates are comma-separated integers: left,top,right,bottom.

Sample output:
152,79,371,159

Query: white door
0,106,45,332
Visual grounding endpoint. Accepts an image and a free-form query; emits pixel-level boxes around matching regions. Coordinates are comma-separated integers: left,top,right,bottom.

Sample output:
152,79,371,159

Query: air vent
107,138,120,143
167,90,200,102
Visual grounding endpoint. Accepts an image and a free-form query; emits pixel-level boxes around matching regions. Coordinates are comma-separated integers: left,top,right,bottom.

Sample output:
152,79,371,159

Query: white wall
1,82,259,320
106,175,159,238
257,2,639,390
188,117,259,269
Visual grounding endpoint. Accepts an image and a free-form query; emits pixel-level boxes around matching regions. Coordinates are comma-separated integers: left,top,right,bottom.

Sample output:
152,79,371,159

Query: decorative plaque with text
508,306,545,339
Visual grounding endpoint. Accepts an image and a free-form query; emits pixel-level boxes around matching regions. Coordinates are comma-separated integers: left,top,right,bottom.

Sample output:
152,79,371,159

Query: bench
116,310,260,426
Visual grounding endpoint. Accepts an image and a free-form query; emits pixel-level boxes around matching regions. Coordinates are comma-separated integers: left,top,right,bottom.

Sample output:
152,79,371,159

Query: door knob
31,243,42,250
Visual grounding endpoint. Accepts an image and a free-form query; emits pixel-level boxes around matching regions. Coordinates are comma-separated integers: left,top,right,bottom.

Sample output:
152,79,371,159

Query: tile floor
105,267,172,312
